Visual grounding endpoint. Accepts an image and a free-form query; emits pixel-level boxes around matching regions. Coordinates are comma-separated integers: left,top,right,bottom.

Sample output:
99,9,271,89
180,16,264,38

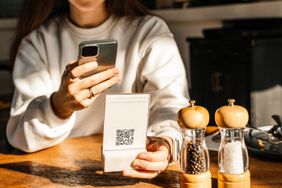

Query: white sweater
6,14,189,154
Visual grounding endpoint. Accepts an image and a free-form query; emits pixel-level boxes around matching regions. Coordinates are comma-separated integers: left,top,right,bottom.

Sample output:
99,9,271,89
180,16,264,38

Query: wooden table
0,135,281,188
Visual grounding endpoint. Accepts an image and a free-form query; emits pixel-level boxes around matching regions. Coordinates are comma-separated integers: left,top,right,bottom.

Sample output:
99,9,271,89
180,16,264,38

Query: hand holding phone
78,39,118,75
52,40,119,119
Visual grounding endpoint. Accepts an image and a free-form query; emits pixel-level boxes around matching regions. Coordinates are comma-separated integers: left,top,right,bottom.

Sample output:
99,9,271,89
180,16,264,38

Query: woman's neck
69,3,109,28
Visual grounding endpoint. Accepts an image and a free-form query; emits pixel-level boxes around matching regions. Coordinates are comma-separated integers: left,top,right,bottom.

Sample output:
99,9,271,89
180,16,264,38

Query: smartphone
78,39,118,74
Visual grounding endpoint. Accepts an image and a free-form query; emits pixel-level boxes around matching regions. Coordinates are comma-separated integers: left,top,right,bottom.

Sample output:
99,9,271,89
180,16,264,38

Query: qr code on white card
115,129,135,146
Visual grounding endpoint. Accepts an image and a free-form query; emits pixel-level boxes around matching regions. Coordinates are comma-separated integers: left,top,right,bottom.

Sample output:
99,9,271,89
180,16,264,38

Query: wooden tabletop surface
0,134,281,188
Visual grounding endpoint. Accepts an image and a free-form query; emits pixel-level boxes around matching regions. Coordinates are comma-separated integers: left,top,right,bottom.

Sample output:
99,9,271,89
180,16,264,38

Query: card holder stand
102,94,151,172
102,148,146,172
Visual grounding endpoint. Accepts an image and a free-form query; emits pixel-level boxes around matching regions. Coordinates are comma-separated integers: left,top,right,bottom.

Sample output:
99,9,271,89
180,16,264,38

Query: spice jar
215,99,250,188
178,100,211,188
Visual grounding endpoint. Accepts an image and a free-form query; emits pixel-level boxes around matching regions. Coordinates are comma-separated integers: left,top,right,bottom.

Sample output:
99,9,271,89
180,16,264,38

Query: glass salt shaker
178,100,211,188
218,128,249,174
215,99,251,188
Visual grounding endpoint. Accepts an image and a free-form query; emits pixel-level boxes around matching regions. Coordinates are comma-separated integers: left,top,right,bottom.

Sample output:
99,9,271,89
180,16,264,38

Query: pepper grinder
215,99,250,188
177,100,211,188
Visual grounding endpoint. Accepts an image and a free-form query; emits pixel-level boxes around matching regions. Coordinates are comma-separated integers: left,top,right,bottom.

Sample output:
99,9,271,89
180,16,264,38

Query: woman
7,0,189,179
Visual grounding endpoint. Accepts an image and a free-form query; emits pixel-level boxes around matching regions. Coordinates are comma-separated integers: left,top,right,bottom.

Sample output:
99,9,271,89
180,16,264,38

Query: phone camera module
82,45,99,57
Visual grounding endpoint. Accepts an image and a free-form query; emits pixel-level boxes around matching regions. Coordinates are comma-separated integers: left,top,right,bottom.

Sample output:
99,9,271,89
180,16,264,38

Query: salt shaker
177,100,211,188
215,99,250,188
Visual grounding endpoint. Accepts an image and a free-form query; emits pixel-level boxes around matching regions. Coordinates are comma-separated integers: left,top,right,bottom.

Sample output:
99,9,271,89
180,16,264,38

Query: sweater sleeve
6,35,76,153
139,30,190,161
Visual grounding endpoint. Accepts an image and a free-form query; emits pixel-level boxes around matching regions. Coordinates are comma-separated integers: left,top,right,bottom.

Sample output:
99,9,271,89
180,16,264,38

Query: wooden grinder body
215,99,250,188
178,100,211,188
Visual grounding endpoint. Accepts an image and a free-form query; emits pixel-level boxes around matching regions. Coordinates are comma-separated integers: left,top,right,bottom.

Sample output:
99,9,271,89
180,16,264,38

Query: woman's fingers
69,88,95,108
128,145,169,178
78,67,119,90
89,74,120,95
58,60,120,114
121,139,171,179
132,158,168,172
76,95,96,109
71,87,92,101
63,72,119,109
65,60,79,79
136,148,168,162
67,61,98,78
122,169,159,179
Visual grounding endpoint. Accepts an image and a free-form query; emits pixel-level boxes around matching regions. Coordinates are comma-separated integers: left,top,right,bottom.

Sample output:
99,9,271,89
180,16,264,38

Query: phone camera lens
82,46,98,57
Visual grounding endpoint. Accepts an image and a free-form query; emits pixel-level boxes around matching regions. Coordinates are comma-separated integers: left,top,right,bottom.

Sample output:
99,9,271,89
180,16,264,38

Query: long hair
10,0,151,69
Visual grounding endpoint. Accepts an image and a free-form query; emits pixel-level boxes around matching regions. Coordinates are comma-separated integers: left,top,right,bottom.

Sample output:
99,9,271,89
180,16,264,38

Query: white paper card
102,93,150,172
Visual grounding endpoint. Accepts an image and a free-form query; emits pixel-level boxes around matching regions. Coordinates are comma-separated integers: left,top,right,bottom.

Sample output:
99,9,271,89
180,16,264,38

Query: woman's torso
30,14,172,137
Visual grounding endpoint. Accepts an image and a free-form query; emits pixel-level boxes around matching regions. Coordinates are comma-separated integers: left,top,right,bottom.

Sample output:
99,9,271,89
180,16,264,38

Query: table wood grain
0,135,281,188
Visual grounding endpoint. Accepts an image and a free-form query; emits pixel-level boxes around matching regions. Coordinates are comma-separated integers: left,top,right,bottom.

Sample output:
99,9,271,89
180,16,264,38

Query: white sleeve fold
139,33,190,160
7,95,76,153
6,35,75,153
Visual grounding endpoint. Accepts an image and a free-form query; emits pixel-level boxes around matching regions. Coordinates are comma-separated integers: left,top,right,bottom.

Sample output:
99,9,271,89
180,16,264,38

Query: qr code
115,129,135,146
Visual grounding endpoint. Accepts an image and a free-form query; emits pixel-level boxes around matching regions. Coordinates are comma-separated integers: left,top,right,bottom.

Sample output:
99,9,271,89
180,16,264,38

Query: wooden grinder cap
177,100,209,129
215,99,249,128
